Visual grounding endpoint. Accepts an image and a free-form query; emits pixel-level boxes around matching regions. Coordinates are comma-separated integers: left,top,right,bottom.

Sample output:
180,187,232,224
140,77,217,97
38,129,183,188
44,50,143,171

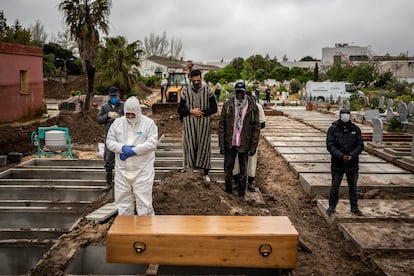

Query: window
20,70,29,94
349,55,368,62
333,55,342,64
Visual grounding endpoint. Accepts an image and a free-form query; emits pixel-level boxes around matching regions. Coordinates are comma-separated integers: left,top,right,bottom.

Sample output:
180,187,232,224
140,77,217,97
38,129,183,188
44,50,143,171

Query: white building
376,60,414,84
322,43,369,66
138,56,220,78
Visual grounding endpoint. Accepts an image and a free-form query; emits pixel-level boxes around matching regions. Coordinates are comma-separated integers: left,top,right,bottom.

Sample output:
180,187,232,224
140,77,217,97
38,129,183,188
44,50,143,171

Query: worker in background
214,83,222,102
97,86,124,189
178,69,218,182
219,81,260,197
326,108,364,216
106,96,158,215
255,87,260,103
265,87,271,103
233,90,266,192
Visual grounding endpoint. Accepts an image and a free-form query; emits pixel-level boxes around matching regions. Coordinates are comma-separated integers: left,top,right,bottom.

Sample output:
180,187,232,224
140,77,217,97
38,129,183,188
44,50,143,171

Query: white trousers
232,149,258,177
114,173,155,216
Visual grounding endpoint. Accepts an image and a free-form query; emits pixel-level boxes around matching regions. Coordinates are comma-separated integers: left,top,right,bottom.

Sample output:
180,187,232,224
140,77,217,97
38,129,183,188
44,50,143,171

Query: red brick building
0,42,44,123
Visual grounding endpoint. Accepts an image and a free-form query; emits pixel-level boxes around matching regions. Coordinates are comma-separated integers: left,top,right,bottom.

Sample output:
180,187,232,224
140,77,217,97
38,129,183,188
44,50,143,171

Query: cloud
1,0,413,62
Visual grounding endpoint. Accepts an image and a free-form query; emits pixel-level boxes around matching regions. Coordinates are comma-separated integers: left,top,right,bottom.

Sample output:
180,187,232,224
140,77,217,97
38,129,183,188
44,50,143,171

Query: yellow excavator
151,71,190,113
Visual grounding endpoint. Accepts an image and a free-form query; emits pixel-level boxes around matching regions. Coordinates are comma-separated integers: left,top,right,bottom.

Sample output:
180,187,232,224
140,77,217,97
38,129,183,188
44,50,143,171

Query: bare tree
170,36,183,60
56,28,79,56
144,31,169,57
30,19,48,44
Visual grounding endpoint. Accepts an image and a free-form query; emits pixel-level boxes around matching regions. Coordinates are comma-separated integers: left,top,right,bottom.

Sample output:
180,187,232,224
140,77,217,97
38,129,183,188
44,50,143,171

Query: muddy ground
0,101,412,275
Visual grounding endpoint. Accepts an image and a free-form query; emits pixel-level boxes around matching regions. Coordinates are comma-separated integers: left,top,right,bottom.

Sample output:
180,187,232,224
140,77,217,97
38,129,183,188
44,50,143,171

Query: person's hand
120,153,128,161
108,111,120,119
190,108,204,117
122,145,136,157
220,147,225,155
342,155,352,163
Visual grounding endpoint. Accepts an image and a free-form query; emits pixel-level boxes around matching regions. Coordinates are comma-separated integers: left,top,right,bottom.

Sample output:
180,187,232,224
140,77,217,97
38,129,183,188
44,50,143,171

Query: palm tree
58,0,111,111
97,36,144,97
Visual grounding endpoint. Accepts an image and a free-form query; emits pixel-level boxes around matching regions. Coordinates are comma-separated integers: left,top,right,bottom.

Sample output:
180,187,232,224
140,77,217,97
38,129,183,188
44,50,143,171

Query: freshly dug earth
1,105,411,275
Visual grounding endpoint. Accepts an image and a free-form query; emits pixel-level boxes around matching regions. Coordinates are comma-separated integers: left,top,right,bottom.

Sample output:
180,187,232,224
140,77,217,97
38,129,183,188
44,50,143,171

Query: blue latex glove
120,153,128,161
122,145,136,156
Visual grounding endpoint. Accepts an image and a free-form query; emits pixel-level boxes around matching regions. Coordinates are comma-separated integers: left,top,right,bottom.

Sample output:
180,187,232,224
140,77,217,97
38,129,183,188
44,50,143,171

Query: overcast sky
2,0,414,63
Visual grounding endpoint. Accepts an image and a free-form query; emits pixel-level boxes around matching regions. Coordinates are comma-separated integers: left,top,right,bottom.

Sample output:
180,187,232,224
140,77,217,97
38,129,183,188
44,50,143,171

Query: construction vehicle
151,71,190,113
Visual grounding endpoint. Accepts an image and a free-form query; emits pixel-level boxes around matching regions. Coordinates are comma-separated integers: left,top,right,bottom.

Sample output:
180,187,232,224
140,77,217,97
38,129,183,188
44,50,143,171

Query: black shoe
351,208,363,216
326,207,336,216
247,183,256,192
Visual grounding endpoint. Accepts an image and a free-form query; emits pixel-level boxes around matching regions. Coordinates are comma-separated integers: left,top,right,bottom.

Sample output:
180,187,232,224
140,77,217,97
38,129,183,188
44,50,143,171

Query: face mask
127,118,137,125
192,81,202,90
110,97,119,105
340,113,350,123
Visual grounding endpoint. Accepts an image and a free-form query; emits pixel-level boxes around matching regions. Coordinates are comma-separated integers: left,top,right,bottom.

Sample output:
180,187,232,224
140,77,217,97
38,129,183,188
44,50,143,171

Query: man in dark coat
219,81,260,197
97,86,124,188
326,108,364,216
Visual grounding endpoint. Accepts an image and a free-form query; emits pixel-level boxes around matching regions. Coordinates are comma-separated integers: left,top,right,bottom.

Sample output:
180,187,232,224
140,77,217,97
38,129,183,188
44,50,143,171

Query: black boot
233,174,240,190
247,177,256,192
105,170,113,189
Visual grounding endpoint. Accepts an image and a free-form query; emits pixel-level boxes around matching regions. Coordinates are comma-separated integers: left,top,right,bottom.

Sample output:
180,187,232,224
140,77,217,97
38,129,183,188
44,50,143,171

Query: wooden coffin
107,215,298,269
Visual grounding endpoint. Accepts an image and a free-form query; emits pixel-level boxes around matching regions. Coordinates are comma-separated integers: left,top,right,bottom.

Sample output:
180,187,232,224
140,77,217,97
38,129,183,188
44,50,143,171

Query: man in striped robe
178,69,218,182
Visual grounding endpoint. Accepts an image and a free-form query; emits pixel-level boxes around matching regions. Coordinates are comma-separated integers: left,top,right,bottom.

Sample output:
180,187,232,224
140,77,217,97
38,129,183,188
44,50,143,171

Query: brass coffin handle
133,242,146,253
258,244,272,257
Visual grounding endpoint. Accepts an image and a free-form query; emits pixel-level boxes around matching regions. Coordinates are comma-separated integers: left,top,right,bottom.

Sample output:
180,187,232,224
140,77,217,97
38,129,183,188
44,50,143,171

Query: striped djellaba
181,86,214,170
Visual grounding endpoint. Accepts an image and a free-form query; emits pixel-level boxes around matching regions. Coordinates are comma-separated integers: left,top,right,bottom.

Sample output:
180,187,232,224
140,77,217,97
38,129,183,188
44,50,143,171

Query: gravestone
344,100,350,111
371,117,383,144
338,99,344,111
364,109,380,122
386,106,395,122
363,96,370,106
398,101,408,122
386,98,394,110
378,96,385,109
408,101,414,119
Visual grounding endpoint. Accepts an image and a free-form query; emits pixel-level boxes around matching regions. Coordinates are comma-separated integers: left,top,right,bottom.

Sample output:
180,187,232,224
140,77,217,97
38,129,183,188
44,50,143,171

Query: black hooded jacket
326,119,364,172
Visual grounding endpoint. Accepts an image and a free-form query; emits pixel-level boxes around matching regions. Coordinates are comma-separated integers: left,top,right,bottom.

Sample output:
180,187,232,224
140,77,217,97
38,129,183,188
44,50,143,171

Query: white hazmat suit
106,96,158,215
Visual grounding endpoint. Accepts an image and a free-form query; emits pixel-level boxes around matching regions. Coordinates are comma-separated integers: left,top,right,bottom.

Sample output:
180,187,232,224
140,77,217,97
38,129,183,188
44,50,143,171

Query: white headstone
386,106,395,122
386,98,394,110
378,96,385,109
344,100,350,111
364,109,380,122
407,101,414,121
338,99,344,111
398,101,408,122
371,117,383,144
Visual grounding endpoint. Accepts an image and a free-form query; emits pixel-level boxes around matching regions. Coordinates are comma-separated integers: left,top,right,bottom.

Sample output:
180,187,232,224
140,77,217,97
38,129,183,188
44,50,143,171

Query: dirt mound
0,110,104,156
44,75,88,99
153,170,269,216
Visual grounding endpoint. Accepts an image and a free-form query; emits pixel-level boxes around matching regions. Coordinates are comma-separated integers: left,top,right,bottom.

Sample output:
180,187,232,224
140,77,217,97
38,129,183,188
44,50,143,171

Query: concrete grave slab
266,140,326,147
86,202,118,223
275,147,328,154
317,199,414,225
338,221,414,252
265,136,326,142
371,256,414,276
396,156,414,173
299,173,414,197
289,162,409,177
281,153,383,163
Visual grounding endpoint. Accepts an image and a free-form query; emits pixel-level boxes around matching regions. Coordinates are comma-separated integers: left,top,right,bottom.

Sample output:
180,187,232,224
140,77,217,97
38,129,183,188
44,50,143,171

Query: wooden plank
107,215,298,269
